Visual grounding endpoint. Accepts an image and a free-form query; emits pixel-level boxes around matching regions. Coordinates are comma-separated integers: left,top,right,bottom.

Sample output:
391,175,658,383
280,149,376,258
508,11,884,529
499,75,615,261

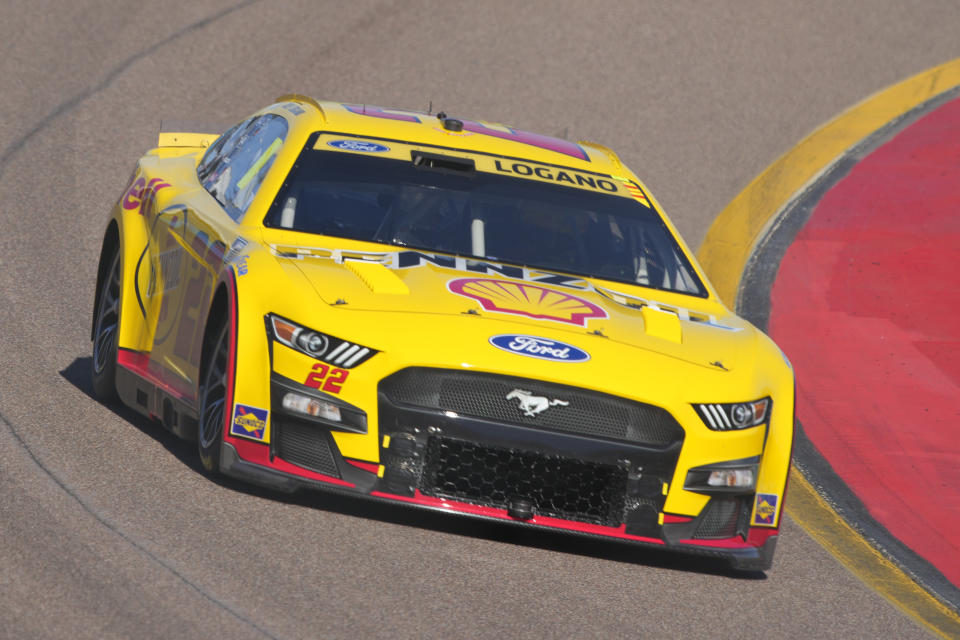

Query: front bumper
220,366,780,571
219,438,777,570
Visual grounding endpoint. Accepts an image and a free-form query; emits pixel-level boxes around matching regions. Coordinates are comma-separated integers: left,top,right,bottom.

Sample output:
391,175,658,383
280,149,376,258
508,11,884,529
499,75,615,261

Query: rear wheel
198,320,230,474
91,250,121,402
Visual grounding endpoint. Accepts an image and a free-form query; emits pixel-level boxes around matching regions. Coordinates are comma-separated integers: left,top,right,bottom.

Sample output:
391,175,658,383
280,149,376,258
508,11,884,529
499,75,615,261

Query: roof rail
577,140,624,169
275,94,324,117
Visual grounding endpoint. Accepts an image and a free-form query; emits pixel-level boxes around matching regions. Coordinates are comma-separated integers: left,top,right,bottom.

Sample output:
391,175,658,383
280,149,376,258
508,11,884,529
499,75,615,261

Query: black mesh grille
274,419,340,478
380,368,683,447
693,497,748,539
420,436,628,526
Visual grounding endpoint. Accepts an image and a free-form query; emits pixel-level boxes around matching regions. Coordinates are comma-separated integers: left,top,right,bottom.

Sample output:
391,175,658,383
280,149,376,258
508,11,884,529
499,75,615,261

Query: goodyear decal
493,160,618,193
231,404,268,441
448,277,608,327
754,493,779,525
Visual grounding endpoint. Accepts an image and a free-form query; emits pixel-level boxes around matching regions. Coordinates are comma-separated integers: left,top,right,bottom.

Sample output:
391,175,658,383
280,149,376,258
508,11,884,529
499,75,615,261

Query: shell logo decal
448,278,607,327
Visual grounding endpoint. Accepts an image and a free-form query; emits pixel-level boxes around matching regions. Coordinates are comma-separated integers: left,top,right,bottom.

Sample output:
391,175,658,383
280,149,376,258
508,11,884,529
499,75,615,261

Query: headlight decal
325,342,372,367
268,314,377,368
699,404,729,430
693,398,770,431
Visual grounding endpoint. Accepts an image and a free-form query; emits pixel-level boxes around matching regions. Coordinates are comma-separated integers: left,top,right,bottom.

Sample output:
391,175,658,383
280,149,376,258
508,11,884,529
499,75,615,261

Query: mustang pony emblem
506,389,569,417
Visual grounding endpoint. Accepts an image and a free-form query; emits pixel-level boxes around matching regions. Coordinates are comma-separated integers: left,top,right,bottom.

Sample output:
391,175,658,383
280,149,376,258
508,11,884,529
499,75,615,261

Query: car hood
274,245,757,372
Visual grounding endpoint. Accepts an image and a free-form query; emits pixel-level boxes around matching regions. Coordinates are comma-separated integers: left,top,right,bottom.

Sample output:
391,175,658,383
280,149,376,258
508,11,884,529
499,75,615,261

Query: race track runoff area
769,93,960,589
699,59,960,637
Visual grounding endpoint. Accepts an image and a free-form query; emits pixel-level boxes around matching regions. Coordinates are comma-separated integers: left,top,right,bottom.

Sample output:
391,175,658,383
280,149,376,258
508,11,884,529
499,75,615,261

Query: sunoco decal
327,139,390,153
231,404,268,441
490,334,589,363
754,493,778,525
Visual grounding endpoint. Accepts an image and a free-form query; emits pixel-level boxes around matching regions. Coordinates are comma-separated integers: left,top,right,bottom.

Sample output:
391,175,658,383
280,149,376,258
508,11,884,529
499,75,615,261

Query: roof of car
270,94,626,175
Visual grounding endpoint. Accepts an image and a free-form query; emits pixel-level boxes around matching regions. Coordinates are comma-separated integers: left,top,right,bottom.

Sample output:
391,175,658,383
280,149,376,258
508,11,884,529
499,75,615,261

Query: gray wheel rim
93,254,120,375
198,327,229,449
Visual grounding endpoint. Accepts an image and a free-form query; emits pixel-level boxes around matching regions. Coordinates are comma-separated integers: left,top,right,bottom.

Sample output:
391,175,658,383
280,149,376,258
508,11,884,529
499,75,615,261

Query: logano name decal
492,160,618,193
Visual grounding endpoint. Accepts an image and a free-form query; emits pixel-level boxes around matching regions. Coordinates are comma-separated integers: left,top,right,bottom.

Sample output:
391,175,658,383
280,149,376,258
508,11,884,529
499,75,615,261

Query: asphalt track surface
2,2,959,638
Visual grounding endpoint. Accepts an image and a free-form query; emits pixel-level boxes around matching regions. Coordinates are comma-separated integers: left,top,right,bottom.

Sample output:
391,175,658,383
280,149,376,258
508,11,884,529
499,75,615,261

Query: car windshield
263,141,706,296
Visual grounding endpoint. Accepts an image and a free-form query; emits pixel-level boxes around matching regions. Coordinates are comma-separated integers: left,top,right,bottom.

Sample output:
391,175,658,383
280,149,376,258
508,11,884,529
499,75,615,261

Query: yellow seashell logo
447,278,608,327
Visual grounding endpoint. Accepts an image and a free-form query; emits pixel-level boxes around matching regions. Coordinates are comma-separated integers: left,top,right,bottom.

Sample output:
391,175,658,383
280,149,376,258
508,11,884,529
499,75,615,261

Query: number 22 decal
304,363,349,393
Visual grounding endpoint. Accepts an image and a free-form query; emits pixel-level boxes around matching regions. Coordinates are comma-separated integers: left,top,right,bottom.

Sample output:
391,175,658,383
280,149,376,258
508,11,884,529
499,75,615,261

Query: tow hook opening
507,497,535,520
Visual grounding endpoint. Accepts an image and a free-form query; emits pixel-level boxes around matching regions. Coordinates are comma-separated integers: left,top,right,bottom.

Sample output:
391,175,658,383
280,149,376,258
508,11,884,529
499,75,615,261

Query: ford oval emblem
327,139,390,153
489,334,590,363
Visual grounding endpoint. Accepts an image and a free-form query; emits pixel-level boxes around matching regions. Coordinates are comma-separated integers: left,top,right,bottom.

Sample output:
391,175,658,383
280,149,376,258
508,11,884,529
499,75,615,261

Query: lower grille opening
420,436,627,526
692,496,751,539
274,418,340,478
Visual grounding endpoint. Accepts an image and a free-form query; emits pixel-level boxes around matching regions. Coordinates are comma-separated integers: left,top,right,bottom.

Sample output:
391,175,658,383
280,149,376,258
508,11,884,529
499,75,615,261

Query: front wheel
91,250,121,402
198,321,230,474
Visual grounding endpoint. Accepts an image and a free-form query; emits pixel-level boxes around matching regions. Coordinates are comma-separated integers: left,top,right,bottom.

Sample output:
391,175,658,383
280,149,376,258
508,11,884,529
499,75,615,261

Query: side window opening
197,120,248,184
199,114,289,220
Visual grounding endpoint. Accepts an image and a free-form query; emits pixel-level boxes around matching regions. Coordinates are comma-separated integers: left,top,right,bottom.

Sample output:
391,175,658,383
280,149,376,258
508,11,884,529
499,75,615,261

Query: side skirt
116,349,198,441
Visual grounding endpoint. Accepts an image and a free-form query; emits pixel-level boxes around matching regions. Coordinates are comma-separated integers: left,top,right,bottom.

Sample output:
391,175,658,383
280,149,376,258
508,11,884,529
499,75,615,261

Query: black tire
197,320,230,474
91,250,121,402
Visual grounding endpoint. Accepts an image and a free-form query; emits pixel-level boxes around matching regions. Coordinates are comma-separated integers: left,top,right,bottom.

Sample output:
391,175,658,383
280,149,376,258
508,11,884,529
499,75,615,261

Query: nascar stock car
91,95,794,570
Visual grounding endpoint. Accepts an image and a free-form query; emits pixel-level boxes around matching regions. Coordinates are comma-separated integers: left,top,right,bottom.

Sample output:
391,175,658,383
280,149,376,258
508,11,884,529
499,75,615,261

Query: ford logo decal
327,139,390,153
489,334,590,363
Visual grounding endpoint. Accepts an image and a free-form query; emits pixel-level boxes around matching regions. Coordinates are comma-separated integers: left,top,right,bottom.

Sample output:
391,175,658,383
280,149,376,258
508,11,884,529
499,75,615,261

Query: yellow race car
91,96,793,570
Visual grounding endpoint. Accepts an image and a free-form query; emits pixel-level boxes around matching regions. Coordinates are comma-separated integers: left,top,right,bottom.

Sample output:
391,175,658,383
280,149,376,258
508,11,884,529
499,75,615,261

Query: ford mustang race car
91,95,794,570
